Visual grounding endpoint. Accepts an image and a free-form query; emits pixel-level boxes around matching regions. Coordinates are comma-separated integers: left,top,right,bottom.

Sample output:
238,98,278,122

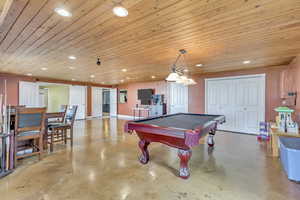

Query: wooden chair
46,105,68,127
14,107,46,166
47,105,78,152
7,105,26,130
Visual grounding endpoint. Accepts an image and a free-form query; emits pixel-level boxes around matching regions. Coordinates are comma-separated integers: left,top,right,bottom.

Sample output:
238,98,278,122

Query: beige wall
44,85,69,112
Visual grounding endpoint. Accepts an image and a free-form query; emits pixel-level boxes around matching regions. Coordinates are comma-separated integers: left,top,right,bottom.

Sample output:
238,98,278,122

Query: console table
132,107,151,120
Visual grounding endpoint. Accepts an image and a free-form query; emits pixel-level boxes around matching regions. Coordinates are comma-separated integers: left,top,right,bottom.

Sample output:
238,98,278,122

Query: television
138,89,153,105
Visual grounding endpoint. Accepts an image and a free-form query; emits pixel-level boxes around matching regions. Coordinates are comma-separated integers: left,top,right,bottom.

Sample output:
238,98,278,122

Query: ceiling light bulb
151,76,156,79
187,78,196,85
122,68,127,72
120,80,124,82
54,8,72,17
68,55,76,60
69,66,75,70
166,72,180,82
243,60,251,64
90,75,95,78
113,6,128,17
71,78,76,81
26,73,32,76
176,76,188,84
41,67,48,71
196,64,203,67
183,69,189,72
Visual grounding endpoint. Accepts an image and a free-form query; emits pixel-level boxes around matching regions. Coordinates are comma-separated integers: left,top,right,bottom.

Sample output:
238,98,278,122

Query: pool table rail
124,113,225,147
124,113,225,179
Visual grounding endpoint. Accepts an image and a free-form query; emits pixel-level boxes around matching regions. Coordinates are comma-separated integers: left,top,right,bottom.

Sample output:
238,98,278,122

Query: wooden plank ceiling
0,0,299,85
0,0,6,14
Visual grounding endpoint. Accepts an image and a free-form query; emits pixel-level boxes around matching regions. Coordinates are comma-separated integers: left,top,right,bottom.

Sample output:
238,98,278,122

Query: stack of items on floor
0,86,15,178
0,134,15,178
275,107,300,182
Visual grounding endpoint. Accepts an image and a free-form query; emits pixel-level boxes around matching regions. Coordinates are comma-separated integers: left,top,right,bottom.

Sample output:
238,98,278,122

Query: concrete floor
0,118,300,200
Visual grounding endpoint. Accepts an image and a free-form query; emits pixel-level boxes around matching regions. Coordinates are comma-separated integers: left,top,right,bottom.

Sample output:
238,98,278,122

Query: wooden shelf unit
269,123,300,157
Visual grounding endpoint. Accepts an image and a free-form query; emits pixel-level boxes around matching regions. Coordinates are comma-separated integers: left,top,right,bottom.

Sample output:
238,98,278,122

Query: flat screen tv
138,89,153,105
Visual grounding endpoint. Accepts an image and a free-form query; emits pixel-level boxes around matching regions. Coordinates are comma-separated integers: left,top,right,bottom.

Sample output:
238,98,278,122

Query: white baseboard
117,115,148,120
117,114,134,119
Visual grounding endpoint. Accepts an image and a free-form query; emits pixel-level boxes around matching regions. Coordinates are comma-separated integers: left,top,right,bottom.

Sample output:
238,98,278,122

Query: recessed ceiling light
41,67,48,71
113,6,128,17
90,75,95,78
183,69,189,72
68,55,76,60
54,8,72,17
195,64,203,67
69,66,75,70
122,68,127,72
120,80,124,83
26,73,32,76
151,75,156,79
71,78,76,81
243,60,251,64
101,82,105,84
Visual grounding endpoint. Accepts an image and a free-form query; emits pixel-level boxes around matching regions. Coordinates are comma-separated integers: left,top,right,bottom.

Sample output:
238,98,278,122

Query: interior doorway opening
102,89,110,116
38,83,69,113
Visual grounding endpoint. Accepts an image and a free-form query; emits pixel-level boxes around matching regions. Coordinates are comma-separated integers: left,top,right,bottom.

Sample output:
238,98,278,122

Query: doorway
102,89,110,116
69,85,86,120
38,82,69,112
92,87,103,117
169,82,188,114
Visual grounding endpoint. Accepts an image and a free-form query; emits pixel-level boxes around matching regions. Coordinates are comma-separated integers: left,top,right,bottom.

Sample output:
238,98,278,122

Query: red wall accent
0,73,113,116
188,66,285,121
0,74,34,105
118,81,167,116
118,66,287,121
284,55,300,122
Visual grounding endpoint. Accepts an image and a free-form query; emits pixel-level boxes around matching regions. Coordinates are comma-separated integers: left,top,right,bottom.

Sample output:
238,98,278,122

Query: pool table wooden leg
178,149,192,179
138,140,150,164
207,129,216,147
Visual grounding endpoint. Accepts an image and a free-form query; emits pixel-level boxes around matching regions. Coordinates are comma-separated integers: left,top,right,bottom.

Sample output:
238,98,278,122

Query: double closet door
205,75,265,134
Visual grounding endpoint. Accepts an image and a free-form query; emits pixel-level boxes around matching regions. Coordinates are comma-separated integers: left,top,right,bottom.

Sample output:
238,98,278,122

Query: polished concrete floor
1,118,300,200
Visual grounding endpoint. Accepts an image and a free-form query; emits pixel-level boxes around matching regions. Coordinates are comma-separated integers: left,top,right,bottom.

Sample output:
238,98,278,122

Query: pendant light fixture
166,49,196,85
113,1,128,17
166,65,180,81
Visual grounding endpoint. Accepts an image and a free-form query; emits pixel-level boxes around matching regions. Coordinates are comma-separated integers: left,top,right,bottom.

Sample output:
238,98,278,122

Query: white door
233,77,265,133
206,79,234,131
38,88,48,107
206,75,265,134
19,81,39,107
110,88,117,117
92,87,103,117
169,83,188,114
69,86,86,120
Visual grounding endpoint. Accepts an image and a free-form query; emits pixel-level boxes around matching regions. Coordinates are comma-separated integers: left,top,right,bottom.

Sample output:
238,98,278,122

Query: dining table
9,110,65,151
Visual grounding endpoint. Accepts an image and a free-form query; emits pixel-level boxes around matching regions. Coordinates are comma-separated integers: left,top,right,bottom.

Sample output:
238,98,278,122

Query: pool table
124,113,225,179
